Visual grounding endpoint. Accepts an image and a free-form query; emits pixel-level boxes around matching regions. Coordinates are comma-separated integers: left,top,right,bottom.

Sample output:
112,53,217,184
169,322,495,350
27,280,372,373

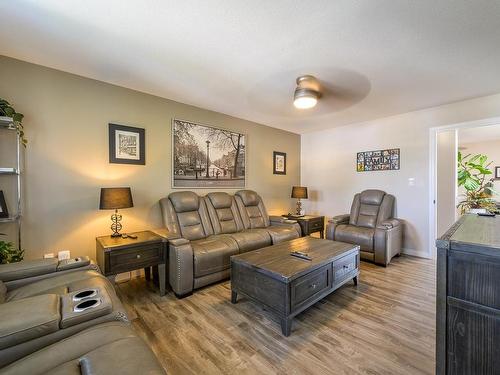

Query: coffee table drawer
109,244,163,274
334,252,358,283
291,264,333,309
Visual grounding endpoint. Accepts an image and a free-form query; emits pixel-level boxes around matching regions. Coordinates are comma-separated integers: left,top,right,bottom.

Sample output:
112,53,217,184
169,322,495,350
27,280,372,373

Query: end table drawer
334,252,357,283
109,245,162,274
291,264,332,309
309,220,324,231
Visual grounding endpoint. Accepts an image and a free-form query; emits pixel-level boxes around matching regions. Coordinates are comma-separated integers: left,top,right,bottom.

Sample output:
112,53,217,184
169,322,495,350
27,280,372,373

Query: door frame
429,116,500,258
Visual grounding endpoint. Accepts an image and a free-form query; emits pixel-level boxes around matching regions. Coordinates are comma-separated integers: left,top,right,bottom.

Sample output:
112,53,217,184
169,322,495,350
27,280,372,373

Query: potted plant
0,233,24,264
457,151,497,214
0,98,27,146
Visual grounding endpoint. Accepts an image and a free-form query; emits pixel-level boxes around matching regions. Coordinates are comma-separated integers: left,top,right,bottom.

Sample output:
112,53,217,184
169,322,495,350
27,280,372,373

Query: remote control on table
477,212,496,217
290,251,312,261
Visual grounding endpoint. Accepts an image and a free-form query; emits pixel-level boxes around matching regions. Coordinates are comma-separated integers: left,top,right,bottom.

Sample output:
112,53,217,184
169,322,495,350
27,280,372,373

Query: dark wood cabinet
283,215,325,238
436,215,500,375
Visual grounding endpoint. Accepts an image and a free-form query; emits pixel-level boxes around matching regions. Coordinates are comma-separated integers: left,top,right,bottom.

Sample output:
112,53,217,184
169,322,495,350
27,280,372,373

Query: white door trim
429,116,500,259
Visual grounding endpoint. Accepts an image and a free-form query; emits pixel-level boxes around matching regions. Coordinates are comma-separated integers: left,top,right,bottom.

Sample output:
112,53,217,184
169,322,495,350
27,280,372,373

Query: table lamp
291,186,308,216
99,187,133,237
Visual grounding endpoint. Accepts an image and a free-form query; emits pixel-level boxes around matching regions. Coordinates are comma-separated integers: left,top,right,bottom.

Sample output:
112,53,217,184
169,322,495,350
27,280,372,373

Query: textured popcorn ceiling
1,0,500,134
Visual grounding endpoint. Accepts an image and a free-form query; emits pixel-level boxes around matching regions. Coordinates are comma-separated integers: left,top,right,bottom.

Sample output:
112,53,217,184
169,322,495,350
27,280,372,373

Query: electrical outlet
58,250,71,260
44,253,54,259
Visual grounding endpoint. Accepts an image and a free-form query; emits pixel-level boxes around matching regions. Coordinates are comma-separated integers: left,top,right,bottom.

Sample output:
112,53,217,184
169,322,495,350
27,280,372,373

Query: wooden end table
96,230,167,296
283,214,325,238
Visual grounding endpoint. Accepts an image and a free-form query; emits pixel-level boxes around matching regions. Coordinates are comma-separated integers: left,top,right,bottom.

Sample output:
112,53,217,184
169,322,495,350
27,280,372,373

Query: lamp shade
99,187,133,210
291,186,308,199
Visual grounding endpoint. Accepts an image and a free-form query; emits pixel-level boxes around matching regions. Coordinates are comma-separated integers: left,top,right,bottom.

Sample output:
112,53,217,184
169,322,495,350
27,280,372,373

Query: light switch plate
58,250,71,260
44,253,54,259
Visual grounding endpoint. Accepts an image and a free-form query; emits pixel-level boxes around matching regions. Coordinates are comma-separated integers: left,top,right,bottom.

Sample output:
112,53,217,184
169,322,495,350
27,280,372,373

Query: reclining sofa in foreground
0,257,165,374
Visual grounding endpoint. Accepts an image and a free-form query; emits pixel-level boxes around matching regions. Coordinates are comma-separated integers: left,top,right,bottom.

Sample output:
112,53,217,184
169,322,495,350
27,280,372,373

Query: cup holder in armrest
72,289,98,302
73,298,101,313
60,287,113,329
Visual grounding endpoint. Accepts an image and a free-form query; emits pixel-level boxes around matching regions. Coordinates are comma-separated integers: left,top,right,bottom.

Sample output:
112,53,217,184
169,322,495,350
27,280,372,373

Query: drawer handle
136,254,141,259
310,283,317,289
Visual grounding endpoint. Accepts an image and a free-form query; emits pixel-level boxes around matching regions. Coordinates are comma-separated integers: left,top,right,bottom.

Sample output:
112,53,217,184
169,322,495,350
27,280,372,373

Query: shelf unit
0,116,23,250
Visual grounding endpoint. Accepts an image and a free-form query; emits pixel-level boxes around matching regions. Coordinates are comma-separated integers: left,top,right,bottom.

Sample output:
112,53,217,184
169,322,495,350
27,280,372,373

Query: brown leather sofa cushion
167,191,212,241
5,270,102,302
192,235,239,277
205,192,244,235
335,224,374,252
0,294,60,350
228,229,271,252
266,226,300,244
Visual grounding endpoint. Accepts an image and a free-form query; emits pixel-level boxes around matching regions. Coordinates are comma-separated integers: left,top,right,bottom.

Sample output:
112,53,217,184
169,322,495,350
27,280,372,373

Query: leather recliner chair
326,189,402,266
159,190,301,297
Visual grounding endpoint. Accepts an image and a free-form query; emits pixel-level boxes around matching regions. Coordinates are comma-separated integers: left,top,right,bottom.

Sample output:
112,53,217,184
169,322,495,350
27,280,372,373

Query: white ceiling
459,124,500,145
1,1,500,134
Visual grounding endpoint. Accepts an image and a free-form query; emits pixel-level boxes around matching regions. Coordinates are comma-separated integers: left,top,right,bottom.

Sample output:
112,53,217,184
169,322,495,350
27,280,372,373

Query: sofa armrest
328,214,350,225
168,240,194,297
376,218,401,230
0,258,58,282
269,215,298,225
0,294,61,349
169,238,190,247
150,228,180,241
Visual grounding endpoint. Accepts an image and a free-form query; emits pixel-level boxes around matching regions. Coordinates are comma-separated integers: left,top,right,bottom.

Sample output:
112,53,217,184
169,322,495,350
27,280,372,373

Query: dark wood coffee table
230,237,360,336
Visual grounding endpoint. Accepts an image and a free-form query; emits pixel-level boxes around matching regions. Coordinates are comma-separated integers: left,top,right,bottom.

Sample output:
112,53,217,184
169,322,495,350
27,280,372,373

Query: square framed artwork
273,151,287,175
0,190,9,218
109,123,145,165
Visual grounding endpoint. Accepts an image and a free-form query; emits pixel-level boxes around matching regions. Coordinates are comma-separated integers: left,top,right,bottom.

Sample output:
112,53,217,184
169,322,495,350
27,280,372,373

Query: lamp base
110,209,123,237
296,199,304,216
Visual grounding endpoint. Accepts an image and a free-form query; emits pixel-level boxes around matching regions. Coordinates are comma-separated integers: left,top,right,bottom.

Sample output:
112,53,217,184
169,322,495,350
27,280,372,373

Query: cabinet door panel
447,297,500,375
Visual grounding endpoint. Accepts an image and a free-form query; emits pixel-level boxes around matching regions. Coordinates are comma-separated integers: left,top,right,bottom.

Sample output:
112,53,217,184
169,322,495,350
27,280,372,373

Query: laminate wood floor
116,255,435,375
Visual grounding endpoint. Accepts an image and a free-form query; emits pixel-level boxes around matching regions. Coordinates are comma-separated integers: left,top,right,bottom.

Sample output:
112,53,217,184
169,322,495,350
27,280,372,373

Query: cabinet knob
310,283,317,289
136,254,141,259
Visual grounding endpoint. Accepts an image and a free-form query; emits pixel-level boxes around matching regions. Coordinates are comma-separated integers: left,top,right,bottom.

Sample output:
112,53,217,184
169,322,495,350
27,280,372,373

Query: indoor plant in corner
457,151,497,215
0,98,27,146
0,233,24,264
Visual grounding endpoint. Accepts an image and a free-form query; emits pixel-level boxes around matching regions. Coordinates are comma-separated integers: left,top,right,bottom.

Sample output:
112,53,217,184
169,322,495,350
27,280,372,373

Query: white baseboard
401,247,432,259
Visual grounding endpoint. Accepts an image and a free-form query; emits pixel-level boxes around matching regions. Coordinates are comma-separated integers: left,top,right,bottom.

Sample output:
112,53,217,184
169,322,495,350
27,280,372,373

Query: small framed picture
273,151,286,175
0,191,9,218
495,166,500,179
109,123,145,165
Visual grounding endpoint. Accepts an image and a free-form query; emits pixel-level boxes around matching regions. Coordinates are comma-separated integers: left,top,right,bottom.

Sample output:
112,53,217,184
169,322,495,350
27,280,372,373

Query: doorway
429,116,500,258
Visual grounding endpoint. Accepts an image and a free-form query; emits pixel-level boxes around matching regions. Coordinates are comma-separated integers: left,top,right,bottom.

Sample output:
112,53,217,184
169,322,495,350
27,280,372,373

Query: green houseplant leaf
457,152,498,214
0,97,27,147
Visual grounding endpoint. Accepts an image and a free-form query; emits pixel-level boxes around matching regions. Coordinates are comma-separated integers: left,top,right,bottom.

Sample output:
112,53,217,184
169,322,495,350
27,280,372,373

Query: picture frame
495,166,500,179
0,191,9,218
172,119,246,188
273,151,287,175
109,123,145,165
357,148,400,172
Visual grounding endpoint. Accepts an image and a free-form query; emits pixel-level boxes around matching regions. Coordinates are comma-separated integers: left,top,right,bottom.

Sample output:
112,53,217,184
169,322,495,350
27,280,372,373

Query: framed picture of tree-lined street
172,119,246,188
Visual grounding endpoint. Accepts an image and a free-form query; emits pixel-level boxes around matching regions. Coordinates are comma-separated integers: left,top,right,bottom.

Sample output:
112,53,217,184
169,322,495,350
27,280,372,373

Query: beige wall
0,56,300,260
301,92,500,259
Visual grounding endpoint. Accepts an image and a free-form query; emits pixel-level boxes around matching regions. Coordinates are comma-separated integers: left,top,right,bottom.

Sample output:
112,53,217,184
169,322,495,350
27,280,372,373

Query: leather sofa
0,322,164,375
159,190,301,297
326,189,402,266
0,258,165,373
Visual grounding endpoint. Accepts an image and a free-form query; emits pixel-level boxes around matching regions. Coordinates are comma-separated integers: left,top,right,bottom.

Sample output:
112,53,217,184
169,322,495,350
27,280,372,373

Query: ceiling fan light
293,87,319,109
